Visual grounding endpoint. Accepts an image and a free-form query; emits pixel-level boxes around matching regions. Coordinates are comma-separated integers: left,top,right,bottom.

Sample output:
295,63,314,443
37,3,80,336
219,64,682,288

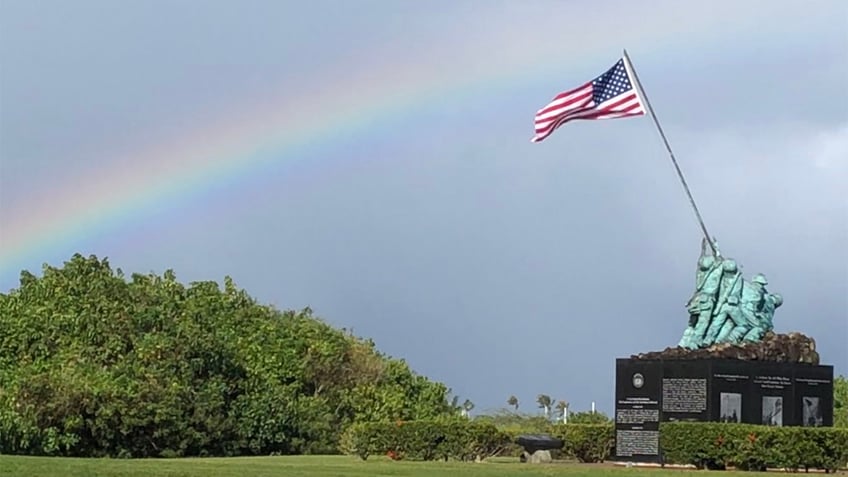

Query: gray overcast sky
1,0,846,415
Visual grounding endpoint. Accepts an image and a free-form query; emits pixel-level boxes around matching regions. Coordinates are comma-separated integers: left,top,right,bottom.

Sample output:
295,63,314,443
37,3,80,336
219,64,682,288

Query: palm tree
507,395,519,411
537,394,553,418
461,399,474,418
555,400,569,423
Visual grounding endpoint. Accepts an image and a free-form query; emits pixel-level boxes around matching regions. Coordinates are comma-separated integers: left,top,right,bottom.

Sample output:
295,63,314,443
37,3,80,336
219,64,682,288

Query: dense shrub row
361,419,848,471
340,420,620,463
339,419,511,461
660,423,848,472
471,411,614,458
550,423,615,463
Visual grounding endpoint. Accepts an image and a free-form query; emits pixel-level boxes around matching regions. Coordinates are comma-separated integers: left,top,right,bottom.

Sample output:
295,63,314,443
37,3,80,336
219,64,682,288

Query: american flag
531,58,646,143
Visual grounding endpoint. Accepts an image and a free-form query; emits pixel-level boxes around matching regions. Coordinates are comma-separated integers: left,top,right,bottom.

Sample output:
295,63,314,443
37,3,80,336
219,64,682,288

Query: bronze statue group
678,239,783,350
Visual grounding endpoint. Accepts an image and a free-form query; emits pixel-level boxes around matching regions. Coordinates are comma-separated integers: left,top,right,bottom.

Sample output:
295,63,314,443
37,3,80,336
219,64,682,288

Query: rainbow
0,42,619,279
0,10,784,279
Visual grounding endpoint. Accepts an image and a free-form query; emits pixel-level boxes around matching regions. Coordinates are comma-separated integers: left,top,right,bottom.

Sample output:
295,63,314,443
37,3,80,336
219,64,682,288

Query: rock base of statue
611,348,834,464
633,332,820,364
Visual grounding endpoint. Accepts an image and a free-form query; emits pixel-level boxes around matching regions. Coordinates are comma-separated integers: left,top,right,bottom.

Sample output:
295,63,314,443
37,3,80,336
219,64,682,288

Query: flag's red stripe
536,84,592,115
534,113,573,141
535,93,593,122
539,114,575,139
535,106,590,135
536,88,593,118
535,100,593,131
535,96,595,127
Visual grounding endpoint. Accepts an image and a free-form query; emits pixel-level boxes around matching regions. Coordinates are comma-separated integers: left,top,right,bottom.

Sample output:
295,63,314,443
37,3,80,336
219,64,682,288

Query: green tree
507,395,519,410
555,400,569,423
0,254,455,457
536,394,553,418
461,399,475,417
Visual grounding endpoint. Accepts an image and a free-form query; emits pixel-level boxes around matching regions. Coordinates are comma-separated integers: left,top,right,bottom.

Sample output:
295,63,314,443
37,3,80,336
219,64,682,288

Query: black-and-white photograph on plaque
802,397,823,427
762,396,783,426
720,392,741,423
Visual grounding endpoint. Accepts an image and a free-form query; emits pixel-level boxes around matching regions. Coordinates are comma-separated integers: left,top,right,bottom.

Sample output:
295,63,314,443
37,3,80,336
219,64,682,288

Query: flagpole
622,49,718,256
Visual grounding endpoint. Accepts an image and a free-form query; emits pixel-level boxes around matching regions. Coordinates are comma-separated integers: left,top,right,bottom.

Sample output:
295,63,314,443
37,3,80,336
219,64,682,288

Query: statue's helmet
722,259,737,272
752,274,768,285
771,293,783,307
699,256,715,269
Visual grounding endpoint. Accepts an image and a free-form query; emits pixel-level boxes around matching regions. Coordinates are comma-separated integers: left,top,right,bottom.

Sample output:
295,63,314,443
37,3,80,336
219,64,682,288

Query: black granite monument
613,357,834,463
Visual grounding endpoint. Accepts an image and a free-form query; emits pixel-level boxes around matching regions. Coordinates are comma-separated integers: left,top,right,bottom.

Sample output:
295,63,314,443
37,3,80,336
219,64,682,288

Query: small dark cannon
516,434,564,463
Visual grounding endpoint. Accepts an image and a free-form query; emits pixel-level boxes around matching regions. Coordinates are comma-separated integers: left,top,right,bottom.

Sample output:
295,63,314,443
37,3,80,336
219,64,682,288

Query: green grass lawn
0,455,773,477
